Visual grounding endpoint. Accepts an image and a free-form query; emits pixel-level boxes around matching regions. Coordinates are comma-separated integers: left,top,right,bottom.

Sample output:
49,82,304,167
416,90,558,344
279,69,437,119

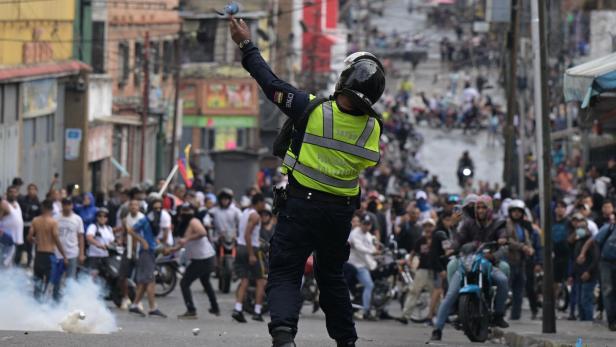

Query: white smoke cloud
0,268,117,334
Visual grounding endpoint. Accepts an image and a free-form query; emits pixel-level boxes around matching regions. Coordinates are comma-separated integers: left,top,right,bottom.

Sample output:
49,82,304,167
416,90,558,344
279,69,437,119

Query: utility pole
140,32,150,182
170,25,182,171
503,0,520,189
308,0,320,93
531,0,555,333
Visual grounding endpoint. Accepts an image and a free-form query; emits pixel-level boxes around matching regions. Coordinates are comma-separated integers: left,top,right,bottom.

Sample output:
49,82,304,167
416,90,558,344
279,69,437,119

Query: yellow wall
0,0,75,66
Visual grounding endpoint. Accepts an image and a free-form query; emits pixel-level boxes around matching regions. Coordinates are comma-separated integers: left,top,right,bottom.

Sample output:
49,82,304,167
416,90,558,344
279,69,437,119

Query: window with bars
118,42,129,86
134,41,143,87
162,40,173,79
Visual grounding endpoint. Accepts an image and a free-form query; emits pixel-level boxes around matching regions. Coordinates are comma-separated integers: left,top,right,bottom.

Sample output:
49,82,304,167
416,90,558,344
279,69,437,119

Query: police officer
230,16,385,347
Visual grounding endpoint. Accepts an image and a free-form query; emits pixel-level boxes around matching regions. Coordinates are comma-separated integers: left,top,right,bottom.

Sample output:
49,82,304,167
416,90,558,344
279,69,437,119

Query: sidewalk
497,319,613,347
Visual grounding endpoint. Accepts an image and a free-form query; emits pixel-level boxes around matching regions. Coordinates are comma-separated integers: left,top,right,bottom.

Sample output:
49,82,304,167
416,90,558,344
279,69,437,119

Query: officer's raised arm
229,16,309,121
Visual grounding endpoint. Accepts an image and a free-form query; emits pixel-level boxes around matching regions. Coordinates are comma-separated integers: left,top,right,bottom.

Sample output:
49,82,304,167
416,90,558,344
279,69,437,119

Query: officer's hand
229,16,251,44
249,254,257,265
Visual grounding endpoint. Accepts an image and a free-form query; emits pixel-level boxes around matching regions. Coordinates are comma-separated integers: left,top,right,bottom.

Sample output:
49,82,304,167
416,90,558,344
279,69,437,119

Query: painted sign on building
22,78,58,118
87,124,113,162
65,128,82,160
202,79,258,116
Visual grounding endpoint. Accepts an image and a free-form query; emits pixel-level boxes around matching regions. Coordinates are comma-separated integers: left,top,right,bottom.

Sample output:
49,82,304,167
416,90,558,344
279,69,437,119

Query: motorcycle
457,241,498,342
457,166,474,189
217,234,236,294
154,247,183,297
349,239,416,319
301,254,320,313
96,243,136,307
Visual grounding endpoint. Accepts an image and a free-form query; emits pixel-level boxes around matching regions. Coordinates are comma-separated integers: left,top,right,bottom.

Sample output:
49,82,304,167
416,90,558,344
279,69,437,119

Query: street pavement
0,279,503,347
371,0,505,194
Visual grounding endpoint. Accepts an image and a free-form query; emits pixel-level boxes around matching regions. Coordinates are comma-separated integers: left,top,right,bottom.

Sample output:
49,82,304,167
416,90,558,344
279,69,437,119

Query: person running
174,203,220,319
27,200,68,301
232,193,267,323
126,210,167,318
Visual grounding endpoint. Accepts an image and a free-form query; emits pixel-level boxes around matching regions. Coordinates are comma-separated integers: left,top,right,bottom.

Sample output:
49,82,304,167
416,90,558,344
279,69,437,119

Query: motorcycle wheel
219,263,232,294
155,263,178,297
458,294,489,342
409,291,432,323
557,284,570,312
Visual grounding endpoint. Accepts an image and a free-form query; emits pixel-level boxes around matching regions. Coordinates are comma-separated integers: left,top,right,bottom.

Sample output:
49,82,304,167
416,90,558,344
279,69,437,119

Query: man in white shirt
119,199,145,309
54,198,85,283
348,214,378,321
0,186,24,268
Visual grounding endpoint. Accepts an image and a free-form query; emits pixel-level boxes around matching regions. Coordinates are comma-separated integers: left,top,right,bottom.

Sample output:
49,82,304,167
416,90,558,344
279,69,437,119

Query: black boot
491,313,509,328
430,329,442,341
271,326,297,347
336,339,356,347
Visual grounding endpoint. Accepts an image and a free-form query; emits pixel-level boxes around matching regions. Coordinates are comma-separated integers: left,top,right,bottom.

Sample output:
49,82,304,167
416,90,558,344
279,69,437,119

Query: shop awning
0,60,91,82
95,115,157,126
563,52,616,108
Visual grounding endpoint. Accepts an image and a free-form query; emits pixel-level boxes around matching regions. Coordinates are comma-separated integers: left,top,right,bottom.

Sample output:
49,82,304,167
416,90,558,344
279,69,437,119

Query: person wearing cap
400,218,438,324
347,214,378,321
53,198,85,285
84,207,114,275
569,219,599,322
229,12,385,347
500,199,534,321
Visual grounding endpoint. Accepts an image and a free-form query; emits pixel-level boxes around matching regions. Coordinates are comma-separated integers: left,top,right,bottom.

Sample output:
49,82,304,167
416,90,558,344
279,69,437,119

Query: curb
495,329,575,347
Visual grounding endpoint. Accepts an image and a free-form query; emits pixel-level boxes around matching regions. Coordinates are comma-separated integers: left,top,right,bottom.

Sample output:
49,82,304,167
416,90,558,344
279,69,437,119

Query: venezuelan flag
177,144,194,188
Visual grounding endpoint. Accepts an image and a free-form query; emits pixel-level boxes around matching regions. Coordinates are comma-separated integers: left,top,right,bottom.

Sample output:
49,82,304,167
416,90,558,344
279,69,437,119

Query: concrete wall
88,75,113,122
590,11,616,60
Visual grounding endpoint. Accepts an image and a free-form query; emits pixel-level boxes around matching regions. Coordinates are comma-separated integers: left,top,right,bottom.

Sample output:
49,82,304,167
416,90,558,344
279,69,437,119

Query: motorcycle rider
456,151,474,188
498,200,534,321
208,188,241,250
431,195,509,341
348,214,378,321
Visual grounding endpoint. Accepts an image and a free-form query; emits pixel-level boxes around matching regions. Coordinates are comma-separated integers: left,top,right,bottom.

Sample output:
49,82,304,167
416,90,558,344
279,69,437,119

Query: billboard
202,79,259,116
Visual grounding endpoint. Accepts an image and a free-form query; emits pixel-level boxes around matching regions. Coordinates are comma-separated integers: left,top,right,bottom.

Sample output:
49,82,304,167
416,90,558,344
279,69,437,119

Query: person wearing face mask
146,193,173,247
568,219,599,321
172,203,220,319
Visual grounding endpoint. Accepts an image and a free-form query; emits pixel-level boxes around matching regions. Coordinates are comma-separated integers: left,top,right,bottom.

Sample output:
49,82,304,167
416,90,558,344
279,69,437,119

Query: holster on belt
272,185,288,215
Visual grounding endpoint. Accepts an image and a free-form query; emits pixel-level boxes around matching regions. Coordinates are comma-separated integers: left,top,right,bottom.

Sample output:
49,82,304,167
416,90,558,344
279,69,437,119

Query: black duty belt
287,184,359,207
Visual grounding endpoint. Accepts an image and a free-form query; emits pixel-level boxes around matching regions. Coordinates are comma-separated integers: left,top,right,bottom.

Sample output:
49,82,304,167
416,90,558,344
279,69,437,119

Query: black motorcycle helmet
334,52,386,113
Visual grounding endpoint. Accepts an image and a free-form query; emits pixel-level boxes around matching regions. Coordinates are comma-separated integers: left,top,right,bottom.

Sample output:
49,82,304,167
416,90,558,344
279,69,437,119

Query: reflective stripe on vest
322,102,334,138
302,133,380,162
356,118,375,147
283,153,358,189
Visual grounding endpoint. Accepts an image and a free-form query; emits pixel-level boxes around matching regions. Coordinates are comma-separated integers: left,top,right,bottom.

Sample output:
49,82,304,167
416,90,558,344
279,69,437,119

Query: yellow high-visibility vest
282,100,380,196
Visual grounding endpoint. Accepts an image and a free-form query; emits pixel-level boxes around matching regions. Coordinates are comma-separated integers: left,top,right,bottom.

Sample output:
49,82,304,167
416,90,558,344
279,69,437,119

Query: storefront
180,78,260,153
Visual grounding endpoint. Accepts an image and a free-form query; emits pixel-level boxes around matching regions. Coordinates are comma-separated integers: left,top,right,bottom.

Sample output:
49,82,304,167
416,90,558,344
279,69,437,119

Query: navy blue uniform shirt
240,42,310,122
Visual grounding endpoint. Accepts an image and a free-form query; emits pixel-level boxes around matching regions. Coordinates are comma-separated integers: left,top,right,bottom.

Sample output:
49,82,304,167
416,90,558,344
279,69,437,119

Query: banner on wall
22,78,58,118
202,79,259,116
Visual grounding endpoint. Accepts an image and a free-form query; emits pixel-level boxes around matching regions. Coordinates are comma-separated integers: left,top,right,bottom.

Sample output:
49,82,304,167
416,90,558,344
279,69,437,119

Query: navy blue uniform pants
266,196,357,342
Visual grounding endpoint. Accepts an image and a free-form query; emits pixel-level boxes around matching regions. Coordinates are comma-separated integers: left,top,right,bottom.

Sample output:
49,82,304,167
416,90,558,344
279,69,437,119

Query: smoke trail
0,268,117,334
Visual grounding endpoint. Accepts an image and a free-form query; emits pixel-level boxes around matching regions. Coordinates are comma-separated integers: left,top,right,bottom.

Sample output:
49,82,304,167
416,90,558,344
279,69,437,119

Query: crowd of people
0,177,277,323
